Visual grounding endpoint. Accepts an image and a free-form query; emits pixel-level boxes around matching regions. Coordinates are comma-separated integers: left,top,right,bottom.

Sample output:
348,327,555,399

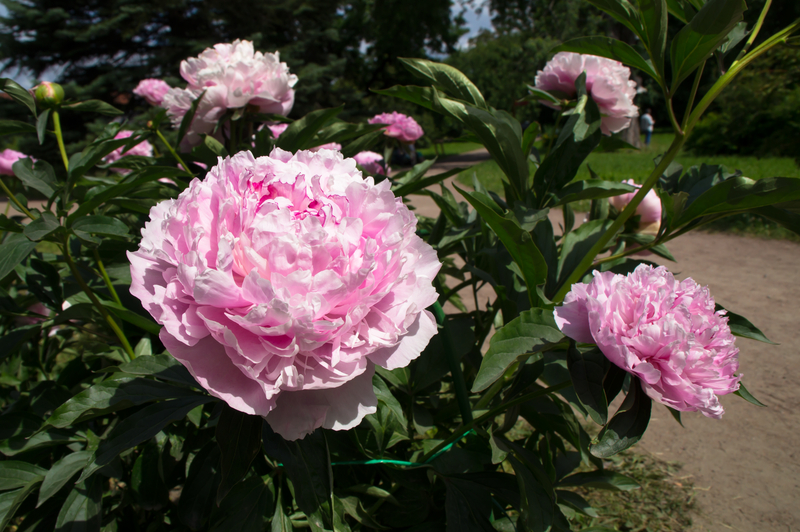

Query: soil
409,149,800,532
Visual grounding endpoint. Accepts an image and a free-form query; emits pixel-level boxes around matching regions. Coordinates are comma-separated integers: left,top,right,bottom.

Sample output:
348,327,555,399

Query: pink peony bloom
102,131,154,175
554,264,740,418
133,79,171,106
0,149,32,176
353,151,387,175
267,123,289,138
162,40,297,149
369,112,424,143
534,52,639,135
609,179,662,234
15,302,50,326
308,143,341,152
128,148,441,440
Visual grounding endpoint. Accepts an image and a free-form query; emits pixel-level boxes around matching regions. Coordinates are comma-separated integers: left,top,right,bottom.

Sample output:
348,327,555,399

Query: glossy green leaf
0,475,43,530
509,456,554,532
472,309,563,392
0,461,47,490
216,406,263,504
556,490,598,517
63,99,123,116
179,445,220,530
553,37,659,81
591,381,652,458
734,381,766,407
276,106,343,152
584,0,642,36
68,136,131,182
669,0,746,91
558,470,640,491
557,219,616,289
203,134,228,157
112,353,198,387
443,477,495,532
38,451,93,507
210,475,272,532
553,179,636,206
131,441,168,509
0,78,37,116
525,86,561,106
567,345,610,425
271,485,293,532
371,85,437,113
13,157,57,198
637,0,668,75
55,476,102,532
399,58,487,109
23,211,61,241
0,119,36,137
714,303,775,344
0,233,38,280
177,91,206,148
392,167,463,197
0,427,80,456
71,215,129,236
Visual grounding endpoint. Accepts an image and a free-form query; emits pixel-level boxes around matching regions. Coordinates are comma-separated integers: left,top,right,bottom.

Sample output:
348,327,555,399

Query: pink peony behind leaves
267,123,289,138
162,40,298,149
554,264,740,419
353,151,387,175
308,143,342,152
369,112,424,143
102,131,154,174
128,148,441,440
609,179,662,234
534,52,638,135
133,79,171,106
0,149,32,176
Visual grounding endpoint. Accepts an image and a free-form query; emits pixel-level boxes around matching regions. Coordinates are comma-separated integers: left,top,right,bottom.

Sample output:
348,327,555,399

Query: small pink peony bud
34,81,65,109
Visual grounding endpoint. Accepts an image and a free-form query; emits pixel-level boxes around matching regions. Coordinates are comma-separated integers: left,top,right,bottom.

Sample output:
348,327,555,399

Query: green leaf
553,179,636,206
718,21,749,56
556,490,598,517
399,58,487,110
0,461,47,490
216,406,263,504
276,106,343,152
591,380,652,458
0,119,36,137
0,475,43,530
443,477,495,532
665,0,696,22
734,381,766,407
637,0,668,75
553,37,660,81
509,456,554,532
567,345,610,425
179,444,220,530
392,167,463,197
525,86,561,106
38,451,93,507
271,487,293,532
341,128,385,158
472,309,564,392
131,441,168,509
558,470,640,491
371,85,438,113
71,215,129,236
55,476,102,532
63,100,123,116
522,122,541,155
210,475,272,532
457,186,548,307
0,233,38,280
13,157,57,198
113,353,198,387
23,211,61,241
36,109,50,144
0,427,80,456
338,495,386,530
714,303,775,344
669,0,747,91
584,0,642,36
46,376,205,429
1,78,37,117
68,136,132,183
557,219,616,289
177,91,206,148
203,134,228,157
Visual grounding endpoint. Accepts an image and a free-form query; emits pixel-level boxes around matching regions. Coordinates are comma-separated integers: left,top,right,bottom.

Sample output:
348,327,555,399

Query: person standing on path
640,109,655,146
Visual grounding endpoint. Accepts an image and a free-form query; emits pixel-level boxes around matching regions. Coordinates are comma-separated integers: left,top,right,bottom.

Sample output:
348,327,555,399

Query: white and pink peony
369,112,424,144
128,148,441,440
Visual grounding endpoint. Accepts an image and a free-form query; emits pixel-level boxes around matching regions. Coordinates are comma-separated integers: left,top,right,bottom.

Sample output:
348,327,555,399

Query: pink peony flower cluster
369,112,424,143
128,148,441,440
0,149,30,176
609,179,662,235
554,264,740,418
102,131,154,175
534,52,638,135
353,151,388,175
162,40,298,149
133,79,171,106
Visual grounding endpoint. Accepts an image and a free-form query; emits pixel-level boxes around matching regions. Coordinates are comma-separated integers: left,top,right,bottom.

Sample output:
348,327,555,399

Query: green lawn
457,133,800,193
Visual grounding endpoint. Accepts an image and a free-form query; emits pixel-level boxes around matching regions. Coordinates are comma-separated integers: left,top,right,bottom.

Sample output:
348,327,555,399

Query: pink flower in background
129,148,441,440
267,123,289,138
0,149,32,176
534,52,638,135
554,264,740,418
102,131,154,174
15,302,50,326
162,40,297,149
369,112,424,143
133,79,171,106
354,151,387,175
609,179,662,234
308,143,342,152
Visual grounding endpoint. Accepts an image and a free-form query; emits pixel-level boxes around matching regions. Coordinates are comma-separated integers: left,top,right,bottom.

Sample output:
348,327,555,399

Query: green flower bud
34,82,65,109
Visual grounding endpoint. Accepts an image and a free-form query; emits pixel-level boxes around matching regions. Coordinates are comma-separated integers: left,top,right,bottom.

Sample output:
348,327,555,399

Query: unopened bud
34,82,65,109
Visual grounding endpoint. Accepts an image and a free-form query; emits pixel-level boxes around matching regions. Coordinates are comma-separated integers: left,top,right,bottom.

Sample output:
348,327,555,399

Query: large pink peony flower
353,151,388,175
534,52,638,135
554,265,740,418
0,149,31,176
128,148,441,440
609,179,662,235
369,112,424,143
162,40,298,149
133,79,171,106
102,131,154,175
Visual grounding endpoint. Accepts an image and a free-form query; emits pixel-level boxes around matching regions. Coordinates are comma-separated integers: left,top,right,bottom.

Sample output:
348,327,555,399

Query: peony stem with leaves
432,301,473,424
155,129,192,175
52,110,70,172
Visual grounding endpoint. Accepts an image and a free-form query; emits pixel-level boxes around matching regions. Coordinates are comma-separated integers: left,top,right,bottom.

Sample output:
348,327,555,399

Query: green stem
52,110,70,172
552,135,686,303
432,301,473,424
63,244,135,359
155,129,192,175
420,381,571,463
93,249,122,306
682,60,705,131
665,98,683,136
437,278,475,305
474,361,519,411
0,177,34,218
732,0,773,66
545,112,564,159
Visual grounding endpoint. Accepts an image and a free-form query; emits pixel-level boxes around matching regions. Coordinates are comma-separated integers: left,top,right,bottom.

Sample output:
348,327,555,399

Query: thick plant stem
552,135,686,303
0,177,33,218
93,249,122,306
63,245,135,360
732,0,773,66
52,111,70,172
682,61,705,131
156,129,192,175
432,301,473,424
420,381,571,463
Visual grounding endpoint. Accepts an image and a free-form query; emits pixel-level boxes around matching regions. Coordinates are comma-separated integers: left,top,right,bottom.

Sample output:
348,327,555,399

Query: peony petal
368,310,437,370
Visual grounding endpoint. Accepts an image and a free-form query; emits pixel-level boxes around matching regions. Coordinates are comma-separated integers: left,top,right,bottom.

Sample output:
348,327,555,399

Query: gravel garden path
410,149,800,532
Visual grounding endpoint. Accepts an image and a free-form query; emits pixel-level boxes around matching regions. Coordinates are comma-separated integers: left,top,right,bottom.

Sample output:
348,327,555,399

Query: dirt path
409,149,800,532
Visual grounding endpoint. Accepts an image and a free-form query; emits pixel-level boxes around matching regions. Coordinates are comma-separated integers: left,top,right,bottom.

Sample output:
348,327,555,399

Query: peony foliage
0,2,797,531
